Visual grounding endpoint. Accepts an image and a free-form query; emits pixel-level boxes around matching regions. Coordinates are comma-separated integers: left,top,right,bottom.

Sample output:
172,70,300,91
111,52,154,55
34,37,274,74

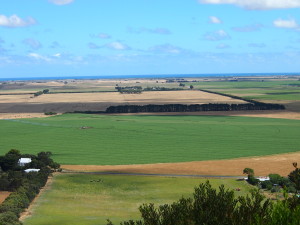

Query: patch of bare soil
0,90,246,114
19,175,54,221
62,151,300,177
0,113,53,119
0,191,11,204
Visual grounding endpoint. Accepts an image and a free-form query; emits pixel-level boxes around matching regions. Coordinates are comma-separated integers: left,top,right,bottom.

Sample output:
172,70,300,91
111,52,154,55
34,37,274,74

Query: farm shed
18,158,31,166
24,169,40,173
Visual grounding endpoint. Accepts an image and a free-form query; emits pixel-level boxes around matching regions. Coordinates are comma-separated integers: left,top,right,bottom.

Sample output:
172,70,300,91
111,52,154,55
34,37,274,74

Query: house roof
18,158,32,163
24,169,40,173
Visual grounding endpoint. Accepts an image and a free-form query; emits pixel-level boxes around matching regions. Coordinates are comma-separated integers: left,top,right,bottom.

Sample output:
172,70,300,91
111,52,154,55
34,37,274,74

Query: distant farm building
24,169,40,173
18,158,32,167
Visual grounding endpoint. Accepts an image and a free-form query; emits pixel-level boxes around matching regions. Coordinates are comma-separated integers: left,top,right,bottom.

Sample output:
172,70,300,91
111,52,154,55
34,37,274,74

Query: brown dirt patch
0,90,246,114
62,151,300,177
0,191,11,204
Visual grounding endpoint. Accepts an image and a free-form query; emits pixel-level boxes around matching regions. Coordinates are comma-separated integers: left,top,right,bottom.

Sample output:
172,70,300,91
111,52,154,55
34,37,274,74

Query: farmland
0,113,299,166
0,90,245,114
22,174,252,225
187,79,300,101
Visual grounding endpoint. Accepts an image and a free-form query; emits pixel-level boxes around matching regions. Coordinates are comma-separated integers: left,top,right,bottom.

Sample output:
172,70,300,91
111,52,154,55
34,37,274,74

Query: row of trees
0,150,60,225
199,89,270,105
33,89,49,97
108,165,300,225
115,86,143,94
105,102,285,113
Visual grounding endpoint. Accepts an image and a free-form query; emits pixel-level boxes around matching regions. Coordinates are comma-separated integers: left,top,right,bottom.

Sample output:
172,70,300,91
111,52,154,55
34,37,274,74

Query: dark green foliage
247,175,259,185
0,150,59,223
270,200,300,225
0,150,21,172
0,212,22,225
115,86,142,94
106,102,285,113
42,89,49,94
108,181,275,225
44,112,57,115
269,174,282,185
243,168,254,176
33,91,43,97
288,168,300,191
261,181,273,190
235,189,272,225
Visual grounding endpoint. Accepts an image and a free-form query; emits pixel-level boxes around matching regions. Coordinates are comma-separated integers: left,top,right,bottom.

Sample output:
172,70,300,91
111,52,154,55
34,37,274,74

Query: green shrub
247,175,259,185
0,212,22,225
261,180,273,190
269,174,283,185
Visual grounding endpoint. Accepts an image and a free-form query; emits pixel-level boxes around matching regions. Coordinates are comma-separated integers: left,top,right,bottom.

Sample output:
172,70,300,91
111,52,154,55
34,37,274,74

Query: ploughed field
0,90,245,113
23,174,252,225
0,113,299,165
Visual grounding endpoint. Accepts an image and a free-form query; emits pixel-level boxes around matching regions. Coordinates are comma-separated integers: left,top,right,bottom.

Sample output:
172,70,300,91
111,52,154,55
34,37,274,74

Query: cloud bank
199,0,300,10
0,14,36,28
209,16,222,24
48,0,74,5
273,18,299,28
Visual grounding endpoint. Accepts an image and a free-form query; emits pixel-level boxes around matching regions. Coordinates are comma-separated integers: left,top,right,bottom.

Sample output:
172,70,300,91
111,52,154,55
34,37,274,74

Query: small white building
18,158,32,167
257,176,270,182
24,169,40,173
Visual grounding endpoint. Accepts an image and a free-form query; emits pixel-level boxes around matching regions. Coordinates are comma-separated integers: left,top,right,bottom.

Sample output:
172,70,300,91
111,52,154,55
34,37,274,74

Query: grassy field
0,114,300,165
23,174,252,225
188,80,300,101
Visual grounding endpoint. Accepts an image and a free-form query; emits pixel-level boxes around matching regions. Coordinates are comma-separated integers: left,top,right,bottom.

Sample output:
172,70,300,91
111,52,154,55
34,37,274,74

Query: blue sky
0,0,300,78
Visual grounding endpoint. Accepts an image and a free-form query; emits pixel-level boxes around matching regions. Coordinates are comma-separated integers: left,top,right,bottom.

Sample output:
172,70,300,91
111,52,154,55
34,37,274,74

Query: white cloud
248,43,266,48
273,18,299,29
209,16,222,24
53,53,61,58
0,14,36,28
199,0,300,10
48,0,74,5
98,33,111,39
23,38,42,50
232,24,263,32
216,43,230,49
105,42,131,50
28,53,51,61
149,44,182,54
204,29,231,41
128,27,172,35
88,42,100,49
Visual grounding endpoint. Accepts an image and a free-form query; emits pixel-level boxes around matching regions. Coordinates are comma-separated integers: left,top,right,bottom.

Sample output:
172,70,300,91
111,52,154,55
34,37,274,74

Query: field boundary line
61,170,245,179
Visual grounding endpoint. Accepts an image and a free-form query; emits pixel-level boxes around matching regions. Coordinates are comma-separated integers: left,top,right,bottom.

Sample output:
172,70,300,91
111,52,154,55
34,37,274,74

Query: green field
23,174,252,225
188,80,300,101
0,114,300,165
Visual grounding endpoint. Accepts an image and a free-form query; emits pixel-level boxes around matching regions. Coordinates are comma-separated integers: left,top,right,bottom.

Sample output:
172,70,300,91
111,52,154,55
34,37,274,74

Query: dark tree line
106,102,285,113
115,86,143,94
0,150,60,225
198,89,267,105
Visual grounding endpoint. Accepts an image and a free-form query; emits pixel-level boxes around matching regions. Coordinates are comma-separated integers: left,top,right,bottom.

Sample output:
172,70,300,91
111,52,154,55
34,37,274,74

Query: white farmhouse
18,158,32,167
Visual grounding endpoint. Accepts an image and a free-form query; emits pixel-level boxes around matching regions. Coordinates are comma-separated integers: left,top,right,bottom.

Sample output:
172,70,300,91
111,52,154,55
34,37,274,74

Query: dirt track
62,151,300,177
0,191,10,204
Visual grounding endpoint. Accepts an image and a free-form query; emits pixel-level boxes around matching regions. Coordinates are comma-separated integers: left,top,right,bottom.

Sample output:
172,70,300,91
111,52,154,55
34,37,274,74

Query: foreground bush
108,180,300,225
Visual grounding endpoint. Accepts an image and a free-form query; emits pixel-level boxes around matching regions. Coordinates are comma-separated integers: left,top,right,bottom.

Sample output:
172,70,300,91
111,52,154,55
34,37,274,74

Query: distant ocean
0,72,300,81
